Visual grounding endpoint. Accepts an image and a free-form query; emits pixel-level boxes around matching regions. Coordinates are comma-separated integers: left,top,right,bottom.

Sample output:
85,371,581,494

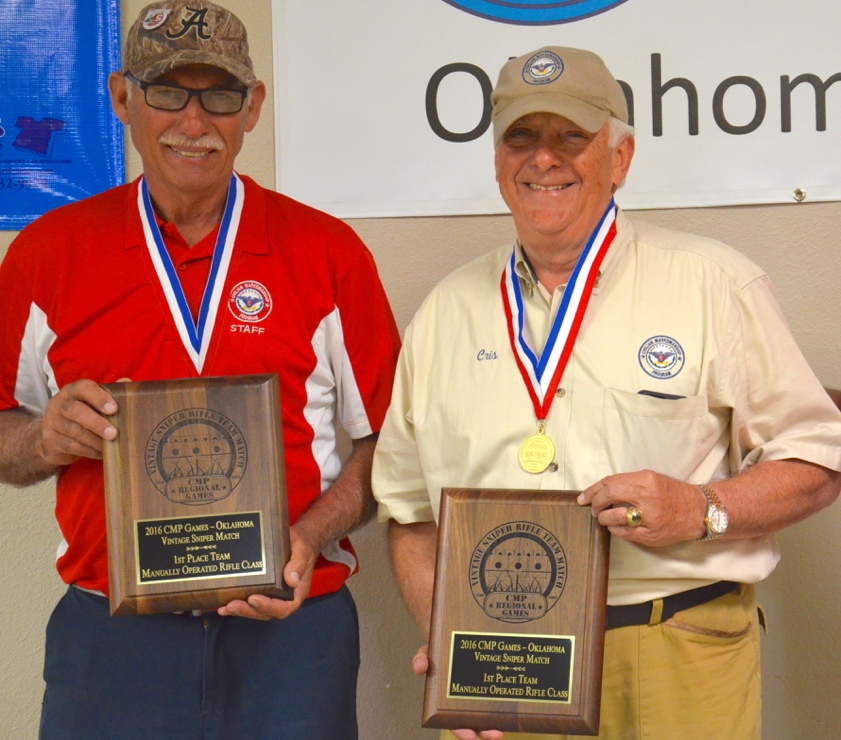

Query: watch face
709,507,729,535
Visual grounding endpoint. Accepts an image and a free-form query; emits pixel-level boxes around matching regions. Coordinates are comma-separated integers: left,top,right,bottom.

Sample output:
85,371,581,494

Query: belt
606,581,739,629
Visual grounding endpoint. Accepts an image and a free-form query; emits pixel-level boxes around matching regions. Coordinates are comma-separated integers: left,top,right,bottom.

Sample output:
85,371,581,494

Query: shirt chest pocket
596,388,720,479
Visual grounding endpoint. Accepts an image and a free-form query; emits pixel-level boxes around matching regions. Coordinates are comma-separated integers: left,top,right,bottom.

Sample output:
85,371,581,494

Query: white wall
1,1,839,737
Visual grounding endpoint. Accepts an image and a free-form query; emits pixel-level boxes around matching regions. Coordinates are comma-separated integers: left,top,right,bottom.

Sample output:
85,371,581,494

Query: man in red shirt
0,2,399,737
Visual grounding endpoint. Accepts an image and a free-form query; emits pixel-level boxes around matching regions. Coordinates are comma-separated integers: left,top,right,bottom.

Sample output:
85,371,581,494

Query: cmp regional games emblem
145,408,248,505
470,521,567,623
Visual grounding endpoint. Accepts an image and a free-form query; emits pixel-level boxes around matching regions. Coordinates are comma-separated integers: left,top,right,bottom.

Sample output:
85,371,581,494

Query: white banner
272,0,841,217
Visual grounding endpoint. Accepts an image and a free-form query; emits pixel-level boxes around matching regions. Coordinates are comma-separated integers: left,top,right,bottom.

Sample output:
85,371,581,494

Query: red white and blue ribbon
501,200,617,421
137,173,244,373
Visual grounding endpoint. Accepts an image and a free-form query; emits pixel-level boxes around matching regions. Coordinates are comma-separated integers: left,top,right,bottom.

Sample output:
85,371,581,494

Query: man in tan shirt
373,46,841,740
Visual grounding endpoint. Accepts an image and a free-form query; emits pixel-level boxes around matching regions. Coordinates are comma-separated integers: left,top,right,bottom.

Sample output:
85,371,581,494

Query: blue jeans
40,585,360,739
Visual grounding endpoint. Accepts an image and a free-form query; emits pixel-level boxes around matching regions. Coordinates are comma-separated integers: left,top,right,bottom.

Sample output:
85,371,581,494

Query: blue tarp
0,0,124,230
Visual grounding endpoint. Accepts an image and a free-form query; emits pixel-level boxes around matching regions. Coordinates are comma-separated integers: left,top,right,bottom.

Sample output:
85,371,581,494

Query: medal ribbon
137,173,244,373
501,200,617,421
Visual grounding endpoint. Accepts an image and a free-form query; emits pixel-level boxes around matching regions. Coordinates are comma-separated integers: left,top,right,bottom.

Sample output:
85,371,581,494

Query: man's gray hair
607,117,634,190
607,116,634,147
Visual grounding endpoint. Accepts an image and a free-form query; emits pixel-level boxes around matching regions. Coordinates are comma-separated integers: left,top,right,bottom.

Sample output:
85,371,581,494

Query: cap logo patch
523,51,563,85
142,8,171,30
166,6,212,40
638,335,685,379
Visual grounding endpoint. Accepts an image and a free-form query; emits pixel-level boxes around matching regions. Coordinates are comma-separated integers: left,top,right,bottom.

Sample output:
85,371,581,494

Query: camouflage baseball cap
123,1,256,88
491,47,627,145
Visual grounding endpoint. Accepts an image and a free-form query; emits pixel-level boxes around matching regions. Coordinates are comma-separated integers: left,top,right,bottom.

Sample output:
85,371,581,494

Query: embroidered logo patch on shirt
638,335,685,379
228,280,273,323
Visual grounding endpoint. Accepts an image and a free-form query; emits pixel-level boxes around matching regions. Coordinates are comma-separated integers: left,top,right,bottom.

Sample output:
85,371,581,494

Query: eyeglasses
125,73,248,115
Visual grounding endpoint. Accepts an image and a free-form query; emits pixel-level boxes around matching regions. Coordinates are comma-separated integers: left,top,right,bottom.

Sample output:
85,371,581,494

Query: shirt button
556,387,566,398
547,462,559,473
177,263,186,271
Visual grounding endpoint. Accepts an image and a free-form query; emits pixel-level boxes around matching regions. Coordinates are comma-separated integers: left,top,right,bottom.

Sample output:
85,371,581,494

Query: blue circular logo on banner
442,0,630,25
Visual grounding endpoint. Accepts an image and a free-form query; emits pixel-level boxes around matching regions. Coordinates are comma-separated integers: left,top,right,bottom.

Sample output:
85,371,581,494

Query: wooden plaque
102,374,292,616
423,488,609,735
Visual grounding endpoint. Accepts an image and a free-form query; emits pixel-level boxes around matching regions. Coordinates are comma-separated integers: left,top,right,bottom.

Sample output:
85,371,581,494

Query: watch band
701,483,722,509
698,484,727,541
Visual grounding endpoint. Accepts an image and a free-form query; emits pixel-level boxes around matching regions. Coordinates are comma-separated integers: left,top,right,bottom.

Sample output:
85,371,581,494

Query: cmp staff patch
440,0,631,26
228,280,273,323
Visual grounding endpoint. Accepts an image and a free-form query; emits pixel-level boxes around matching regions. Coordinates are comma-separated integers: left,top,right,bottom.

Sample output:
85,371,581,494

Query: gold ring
626,506,643,527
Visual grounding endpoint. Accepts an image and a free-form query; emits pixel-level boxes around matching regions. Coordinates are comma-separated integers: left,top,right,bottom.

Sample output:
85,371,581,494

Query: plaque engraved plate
135,511,266,585
447,632,574,704
423,488,609,735
102,375,292,616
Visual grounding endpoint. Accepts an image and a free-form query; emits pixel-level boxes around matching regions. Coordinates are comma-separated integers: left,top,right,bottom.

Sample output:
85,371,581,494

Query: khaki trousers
443,584,761,740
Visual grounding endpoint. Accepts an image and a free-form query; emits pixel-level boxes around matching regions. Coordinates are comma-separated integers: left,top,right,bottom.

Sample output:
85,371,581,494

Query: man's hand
579,470,706,546
412,645,504,740
39,379,119,467
0,378,129,486
580,460,840,543
218,435,379,620
217,526,317,620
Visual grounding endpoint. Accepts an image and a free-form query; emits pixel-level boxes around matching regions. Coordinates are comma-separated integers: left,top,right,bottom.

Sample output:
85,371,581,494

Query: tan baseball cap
491,47,627,145
123,1,256,88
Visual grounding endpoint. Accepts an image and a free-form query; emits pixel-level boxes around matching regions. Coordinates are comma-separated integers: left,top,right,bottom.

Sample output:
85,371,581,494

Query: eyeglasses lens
145,84,245,114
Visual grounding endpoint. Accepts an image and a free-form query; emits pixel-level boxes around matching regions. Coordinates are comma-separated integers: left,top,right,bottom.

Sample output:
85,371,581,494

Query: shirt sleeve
727,273,841,474
331,227,401,440
0,235,55,414
372,319,437,524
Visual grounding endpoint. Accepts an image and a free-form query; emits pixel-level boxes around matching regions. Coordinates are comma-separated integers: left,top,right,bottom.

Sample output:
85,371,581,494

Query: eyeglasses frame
124,73,249,115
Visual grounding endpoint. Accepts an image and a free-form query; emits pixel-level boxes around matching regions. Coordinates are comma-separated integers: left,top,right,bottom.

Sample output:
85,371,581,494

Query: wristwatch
699,484,728,540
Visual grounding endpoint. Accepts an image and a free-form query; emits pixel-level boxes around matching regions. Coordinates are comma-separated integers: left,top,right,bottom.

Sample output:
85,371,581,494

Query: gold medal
503,205,615,477
518,426,555,474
